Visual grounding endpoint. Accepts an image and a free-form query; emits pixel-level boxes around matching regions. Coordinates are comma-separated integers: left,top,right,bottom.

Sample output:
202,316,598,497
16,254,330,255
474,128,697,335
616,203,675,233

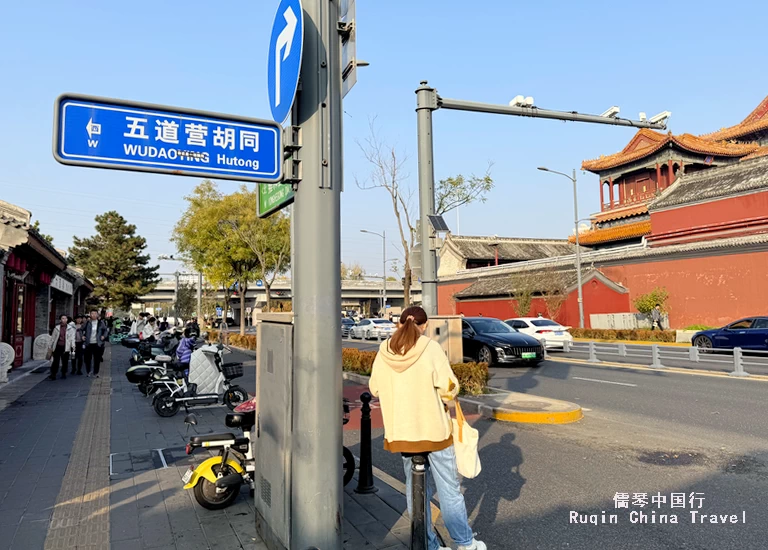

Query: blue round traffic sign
268,0,304,124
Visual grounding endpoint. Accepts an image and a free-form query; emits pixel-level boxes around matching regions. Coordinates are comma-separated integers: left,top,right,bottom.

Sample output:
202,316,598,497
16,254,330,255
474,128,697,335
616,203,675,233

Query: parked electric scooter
181,398,355,509
123,329,181,366
151,343,248,417
125,333,206,396
126,354,181,396
181,400,256,509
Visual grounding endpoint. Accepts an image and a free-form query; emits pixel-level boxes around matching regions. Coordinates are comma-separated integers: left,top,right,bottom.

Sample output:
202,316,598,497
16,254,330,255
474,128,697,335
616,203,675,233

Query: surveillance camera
639,112,647,122
600,106,620,118
509,95,526,107
649,110,672,125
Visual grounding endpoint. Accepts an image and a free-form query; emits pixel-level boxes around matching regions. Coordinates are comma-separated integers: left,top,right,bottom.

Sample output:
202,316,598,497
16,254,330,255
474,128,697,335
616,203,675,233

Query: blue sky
1,0,766,278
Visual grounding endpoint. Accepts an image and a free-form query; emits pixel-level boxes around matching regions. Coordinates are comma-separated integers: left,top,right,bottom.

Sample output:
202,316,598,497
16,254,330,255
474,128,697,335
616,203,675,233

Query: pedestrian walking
159,316,169,332
84,309,109,378
651,304,664,330
71,315,85,375
369,306,487,550
48,315,75,380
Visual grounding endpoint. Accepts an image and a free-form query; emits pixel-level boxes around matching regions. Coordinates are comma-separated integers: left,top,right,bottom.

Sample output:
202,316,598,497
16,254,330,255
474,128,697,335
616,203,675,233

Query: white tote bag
451,401,481,478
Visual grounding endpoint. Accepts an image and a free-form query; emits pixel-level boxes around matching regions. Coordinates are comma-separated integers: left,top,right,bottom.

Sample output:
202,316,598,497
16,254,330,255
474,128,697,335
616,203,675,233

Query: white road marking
572,376,637,387
156,448,169,468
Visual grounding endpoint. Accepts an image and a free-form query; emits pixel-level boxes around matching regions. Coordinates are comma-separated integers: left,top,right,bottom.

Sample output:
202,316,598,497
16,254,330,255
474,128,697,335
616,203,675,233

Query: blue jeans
403,446,474,550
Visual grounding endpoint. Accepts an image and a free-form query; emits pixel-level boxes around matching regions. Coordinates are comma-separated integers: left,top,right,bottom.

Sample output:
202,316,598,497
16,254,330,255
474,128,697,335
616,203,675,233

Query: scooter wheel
193,464,241,510
153,390,180,417
224,386,248,410
343,447,355,487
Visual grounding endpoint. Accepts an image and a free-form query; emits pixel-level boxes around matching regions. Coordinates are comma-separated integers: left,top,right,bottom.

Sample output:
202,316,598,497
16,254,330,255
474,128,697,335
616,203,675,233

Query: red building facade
437,97,768,329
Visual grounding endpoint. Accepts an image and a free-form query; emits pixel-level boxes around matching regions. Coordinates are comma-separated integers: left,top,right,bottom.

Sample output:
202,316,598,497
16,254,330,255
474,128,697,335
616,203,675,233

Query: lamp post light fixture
157,254,202,323
537,167,585,329
360,230,387,316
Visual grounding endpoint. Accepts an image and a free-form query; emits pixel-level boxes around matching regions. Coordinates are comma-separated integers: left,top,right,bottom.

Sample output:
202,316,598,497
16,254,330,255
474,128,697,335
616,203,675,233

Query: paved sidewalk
109,344,266,550
1,344,444,549
0,358,94,549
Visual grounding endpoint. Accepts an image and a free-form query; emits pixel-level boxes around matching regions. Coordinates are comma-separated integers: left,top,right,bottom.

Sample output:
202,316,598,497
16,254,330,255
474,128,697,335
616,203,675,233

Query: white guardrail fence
345,333,766,378
542,339,768,378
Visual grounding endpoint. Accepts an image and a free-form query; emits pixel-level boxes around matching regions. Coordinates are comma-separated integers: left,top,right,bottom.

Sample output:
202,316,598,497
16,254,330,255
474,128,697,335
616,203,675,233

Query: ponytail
389,306,428,355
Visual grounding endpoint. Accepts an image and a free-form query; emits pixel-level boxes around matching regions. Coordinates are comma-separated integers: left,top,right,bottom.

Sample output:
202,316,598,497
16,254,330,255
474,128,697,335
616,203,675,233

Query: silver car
351,319,396,340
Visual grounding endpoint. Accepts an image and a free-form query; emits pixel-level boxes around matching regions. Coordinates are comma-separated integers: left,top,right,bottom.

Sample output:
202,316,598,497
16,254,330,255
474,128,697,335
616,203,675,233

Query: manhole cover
638,451,705,467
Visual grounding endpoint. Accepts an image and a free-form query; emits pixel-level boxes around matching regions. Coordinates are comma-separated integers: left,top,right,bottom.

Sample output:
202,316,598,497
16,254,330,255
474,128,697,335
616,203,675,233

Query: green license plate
522,352,537,359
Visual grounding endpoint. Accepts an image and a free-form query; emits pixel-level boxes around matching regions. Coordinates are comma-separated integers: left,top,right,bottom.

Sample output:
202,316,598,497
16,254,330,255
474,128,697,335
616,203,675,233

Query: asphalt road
340,345,768,548
235,342,768,548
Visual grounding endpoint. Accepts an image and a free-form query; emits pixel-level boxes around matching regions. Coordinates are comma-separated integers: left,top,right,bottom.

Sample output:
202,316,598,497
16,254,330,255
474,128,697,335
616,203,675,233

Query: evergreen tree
69,211,160,309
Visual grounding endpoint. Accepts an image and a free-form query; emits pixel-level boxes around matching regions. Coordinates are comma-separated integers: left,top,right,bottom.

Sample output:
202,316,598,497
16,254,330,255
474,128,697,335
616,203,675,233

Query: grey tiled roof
455,268,588,298
447,235,577,261
650,155,768,210
440,232,768,282
453,268,631,299
0,213,28,229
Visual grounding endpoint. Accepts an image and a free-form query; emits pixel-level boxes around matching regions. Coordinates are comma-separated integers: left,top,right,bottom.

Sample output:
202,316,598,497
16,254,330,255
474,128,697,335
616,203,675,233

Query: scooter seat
155,354,173,363
190,433,237,445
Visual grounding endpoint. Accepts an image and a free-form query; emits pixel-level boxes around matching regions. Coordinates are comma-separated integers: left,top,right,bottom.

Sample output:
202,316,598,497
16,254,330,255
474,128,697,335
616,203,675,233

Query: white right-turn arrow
274,6,298,108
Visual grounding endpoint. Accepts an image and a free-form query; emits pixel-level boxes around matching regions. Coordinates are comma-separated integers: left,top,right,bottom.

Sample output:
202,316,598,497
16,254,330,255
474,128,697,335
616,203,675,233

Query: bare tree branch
435,162,495,215
356,117,415,307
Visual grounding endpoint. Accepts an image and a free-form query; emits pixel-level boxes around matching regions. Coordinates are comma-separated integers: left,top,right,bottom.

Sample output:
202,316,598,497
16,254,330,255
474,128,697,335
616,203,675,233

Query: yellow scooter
181,403,255,509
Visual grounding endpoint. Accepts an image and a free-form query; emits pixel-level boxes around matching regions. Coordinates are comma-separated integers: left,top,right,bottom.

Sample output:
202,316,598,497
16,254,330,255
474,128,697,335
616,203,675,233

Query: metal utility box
254,313,294,550
425,315,464,363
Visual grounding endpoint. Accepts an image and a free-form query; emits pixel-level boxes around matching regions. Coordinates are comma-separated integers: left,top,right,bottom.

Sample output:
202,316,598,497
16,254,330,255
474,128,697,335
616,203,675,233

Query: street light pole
361,229,387,317
538,167,585,328
159,254,203,323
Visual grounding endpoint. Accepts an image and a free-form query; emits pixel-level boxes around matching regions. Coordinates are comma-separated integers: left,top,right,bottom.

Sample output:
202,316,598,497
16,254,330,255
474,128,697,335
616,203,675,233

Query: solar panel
427,214,450,232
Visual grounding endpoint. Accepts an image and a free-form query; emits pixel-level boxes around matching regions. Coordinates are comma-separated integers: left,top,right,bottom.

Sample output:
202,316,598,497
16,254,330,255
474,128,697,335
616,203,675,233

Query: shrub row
569,328,676,342
684,325,716,331
340,348,489,396
204,330,258,350
229,334,257,350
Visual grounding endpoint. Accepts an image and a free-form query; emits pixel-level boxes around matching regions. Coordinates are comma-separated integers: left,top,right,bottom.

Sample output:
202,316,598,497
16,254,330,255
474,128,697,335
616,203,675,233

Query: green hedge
341,348,489,396
684,325,716,331
570,328,676,342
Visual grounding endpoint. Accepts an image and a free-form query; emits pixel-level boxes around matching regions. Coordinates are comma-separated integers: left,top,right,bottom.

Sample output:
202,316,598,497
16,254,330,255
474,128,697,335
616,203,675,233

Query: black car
341,317,356,337
462,317,543,366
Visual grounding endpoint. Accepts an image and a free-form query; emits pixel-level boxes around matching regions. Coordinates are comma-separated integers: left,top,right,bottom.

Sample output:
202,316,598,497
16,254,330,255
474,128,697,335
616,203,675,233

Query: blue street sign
216,307,223,316
53,94,283,183
268,0,303,124
256,280,264,287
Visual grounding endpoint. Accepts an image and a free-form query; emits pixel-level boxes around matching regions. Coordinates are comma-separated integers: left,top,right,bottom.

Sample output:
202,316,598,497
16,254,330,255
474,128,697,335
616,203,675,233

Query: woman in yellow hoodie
370,306,486,550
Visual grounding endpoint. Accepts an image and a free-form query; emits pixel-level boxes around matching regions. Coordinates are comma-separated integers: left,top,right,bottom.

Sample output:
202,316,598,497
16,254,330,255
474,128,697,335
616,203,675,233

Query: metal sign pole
415,83,668,316
415,82,438,316
291,0,343,547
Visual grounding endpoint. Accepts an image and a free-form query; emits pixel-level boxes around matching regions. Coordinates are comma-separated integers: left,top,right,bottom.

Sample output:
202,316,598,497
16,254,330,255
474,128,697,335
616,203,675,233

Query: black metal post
355,392,378,494
410,455,428,550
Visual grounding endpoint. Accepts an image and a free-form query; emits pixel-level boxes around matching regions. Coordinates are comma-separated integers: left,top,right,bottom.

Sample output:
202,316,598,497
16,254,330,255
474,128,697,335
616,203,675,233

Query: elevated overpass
137,274,421,316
